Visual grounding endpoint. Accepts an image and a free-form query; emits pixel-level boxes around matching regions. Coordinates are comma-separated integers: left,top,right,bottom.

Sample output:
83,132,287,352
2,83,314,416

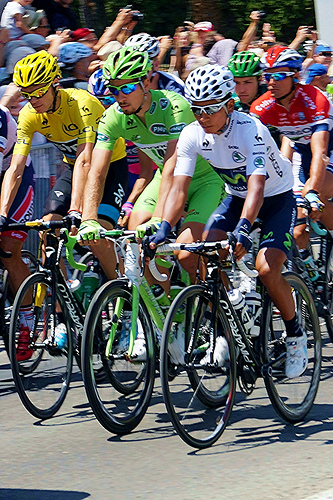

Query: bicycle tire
160,284,236,449
81,279,156,435
262,271,321,422
9,272,73,419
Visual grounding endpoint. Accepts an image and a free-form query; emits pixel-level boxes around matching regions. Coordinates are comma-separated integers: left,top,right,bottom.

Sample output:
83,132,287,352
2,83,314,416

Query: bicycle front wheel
262,272,321,422
160,284,236,449
9,272,73,419
81,279,156,435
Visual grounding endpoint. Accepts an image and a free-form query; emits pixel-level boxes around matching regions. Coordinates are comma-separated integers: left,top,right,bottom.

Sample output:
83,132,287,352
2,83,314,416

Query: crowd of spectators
0,0,331,120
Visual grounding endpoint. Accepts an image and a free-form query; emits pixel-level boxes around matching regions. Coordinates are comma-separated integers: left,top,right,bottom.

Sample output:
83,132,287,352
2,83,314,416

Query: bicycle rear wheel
160,284,236,449
81,279,156,435
262,272,321,422
9,272,73,419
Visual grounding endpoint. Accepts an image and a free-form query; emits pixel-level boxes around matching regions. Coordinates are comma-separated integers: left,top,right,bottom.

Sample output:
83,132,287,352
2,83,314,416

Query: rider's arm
304,129,329,194
69,141,95,214
0,154,27,217
151,138,178,219
81,147,113,221
158,174,191,228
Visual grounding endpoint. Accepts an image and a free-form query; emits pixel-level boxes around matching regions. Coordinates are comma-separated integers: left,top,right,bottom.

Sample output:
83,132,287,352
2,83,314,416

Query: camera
124,5,144,21
258,10,266,19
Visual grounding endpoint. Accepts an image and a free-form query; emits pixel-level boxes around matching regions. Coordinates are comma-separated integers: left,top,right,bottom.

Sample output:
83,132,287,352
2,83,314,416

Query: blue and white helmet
88,68,110,97
124,32,160,59
58,42,93,65
185,64,235,103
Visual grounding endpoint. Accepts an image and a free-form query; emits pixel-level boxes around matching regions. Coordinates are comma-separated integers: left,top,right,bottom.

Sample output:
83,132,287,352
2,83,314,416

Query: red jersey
250,84,333,145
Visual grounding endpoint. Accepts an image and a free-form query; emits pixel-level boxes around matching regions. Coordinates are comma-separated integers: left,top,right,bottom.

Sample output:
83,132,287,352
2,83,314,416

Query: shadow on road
0,489,90,500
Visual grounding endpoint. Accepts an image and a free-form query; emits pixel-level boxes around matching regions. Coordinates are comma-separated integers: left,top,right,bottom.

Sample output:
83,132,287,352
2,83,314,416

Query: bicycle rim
9,272,73,419
82,280,156,434
160,284,236,449
263,272,321,422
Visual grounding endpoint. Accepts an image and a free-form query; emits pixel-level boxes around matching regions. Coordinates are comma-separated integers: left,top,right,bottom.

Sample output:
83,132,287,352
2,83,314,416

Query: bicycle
154,237,321,449
81,228,189,435
7,218,94,420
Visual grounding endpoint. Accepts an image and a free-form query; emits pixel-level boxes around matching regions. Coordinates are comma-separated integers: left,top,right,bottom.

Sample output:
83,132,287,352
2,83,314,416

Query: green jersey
95,89,216,180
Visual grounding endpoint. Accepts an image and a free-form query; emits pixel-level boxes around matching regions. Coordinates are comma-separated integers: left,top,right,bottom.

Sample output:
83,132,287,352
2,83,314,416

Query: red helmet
265,46,303,71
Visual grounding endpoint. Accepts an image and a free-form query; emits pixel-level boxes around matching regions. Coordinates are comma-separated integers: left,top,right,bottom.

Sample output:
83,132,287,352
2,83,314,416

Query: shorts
132,167,225,225
1,163,35,242
205,190,296,257
43,158,128,226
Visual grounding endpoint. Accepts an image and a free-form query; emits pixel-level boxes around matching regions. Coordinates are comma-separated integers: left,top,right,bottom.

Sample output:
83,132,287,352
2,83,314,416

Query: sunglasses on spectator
39,24,50,29
20,83,51,100
264,71,295,82
190,102,225,116
318,52,332,57
108,82,139,96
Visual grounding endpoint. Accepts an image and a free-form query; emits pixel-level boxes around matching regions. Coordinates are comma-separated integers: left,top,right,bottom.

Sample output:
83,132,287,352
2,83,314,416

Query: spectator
71,27,97,48
31,0,78,33
22,32,49,50
305,63,332,96
97,40,122,61
22,8,50,37
1,0,36,40
58,41,100,89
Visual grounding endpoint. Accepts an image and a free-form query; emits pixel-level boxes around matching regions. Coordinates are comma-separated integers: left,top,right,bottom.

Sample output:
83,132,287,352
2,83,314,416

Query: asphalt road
1,321,333,500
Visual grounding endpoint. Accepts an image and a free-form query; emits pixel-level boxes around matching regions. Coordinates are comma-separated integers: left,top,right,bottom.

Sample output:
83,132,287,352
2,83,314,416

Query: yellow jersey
14,88,125,166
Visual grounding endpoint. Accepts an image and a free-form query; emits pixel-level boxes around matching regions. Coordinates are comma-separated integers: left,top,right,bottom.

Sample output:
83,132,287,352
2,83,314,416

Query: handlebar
145,239,258,282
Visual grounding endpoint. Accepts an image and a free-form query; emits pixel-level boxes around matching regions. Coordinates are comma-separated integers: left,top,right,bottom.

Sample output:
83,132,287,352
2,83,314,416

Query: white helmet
185,64,235,103
58,42,93,65
124,32,160,59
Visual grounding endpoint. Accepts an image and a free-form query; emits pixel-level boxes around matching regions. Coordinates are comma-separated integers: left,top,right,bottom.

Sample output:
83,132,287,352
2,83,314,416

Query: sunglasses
20,83,51,100
190,102,225,116
108,82,139,96
263,71,295,82
318,52,332,57
99,95,116,106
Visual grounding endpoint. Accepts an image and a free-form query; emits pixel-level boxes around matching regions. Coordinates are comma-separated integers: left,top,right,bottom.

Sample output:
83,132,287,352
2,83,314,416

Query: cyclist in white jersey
148,65,307,378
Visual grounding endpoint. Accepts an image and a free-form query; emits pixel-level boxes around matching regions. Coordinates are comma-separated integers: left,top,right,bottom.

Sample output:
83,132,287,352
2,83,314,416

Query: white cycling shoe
285,331,308,378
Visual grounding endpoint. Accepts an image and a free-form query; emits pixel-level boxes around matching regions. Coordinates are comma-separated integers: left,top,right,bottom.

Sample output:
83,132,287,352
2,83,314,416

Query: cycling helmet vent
228,51,263,77
265,46,303,70
103,46,152,83
185,64,235,103
124,32,160,59
13,50,61,87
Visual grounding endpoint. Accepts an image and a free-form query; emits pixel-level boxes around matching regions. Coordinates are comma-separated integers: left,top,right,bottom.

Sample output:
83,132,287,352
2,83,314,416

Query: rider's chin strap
217,104,231,134
133,80,147,115
46,85,59,114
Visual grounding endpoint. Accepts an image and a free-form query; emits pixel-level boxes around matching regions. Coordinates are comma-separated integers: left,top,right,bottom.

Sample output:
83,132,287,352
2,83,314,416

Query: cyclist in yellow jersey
0,50,127,360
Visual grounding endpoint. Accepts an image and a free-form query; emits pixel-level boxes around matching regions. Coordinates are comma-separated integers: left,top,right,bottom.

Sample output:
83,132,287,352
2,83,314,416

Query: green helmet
228,51,263,77
103,46,152,84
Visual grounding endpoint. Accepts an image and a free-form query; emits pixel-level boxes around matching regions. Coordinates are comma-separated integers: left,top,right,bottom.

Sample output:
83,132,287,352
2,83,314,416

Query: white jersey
174,110,293,199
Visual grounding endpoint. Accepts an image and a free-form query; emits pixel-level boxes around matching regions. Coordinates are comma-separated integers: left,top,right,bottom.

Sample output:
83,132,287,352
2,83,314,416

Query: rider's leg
0,236,31,304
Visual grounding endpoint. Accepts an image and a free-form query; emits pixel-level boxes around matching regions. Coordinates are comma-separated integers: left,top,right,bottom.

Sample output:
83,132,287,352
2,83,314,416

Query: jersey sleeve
165,92,195,138
174,123,199,177
308,86,333,132
94,106,122,151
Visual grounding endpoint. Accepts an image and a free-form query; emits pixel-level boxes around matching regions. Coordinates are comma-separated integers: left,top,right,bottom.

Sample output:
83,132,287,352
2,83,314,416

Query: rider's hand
304,190,324,221
0,214,8,234
148,220,172,249
65,210,82,235
232,218,252,259
117,202,133,228
77,220,104,244
136,216,161,239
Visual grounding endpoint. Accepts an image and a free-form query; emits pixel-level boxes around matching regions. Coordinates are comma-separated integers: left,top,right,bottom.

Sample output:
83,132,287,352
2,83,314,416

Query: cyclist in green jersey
78,47,224,281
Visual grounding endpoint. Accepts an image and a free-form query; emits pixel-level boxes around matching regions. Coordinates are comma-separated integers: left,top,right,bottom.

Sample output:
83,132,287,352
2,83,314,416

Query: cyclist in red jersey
250,46,333,255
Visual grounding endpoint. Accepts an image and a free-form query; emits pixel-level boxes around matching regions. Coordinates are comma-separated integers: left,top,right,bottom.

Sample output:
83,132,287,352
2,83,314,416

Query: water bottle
245,291,262,337
299,248,320,282
228,288,254,334
327,83,333,103
169,281,186,322
68,278,84,302
82,262,99,310
151,284,171,311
